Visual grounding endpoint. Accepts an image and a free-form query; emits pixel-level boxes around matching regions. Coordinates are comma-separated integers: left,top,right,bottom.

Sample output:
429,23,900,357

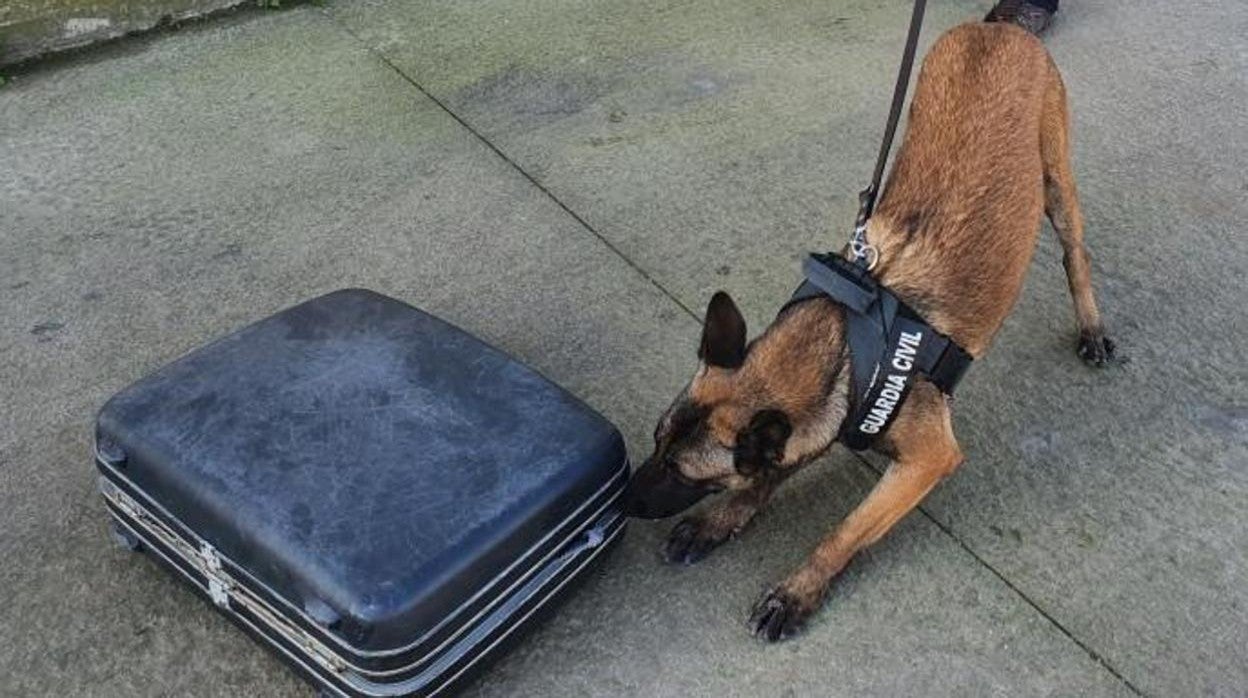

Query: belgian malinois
623,20,1116,641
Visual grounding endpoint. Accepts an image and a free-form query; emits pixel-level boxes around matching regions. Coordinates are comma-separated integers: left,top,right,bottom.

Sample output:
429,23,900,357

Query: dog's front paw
1077,332,1118,367
748,587,819,642
664,517,732,565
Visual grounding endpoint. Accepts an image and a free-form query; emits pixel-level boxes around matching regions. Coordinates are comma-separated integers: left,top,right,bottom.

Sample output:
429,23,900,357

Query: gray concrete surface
0,1,1244,696
0,0,249,66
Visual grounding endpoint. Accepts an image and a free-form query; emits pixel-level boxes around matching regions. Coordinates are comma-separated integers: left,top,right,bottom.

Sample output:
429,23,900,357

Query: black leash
852,0,928,259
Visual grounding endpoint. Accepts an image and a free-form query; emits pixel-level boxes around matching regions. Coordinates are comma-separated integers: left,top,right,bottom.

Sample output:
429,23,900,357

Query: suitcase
94,289,629,697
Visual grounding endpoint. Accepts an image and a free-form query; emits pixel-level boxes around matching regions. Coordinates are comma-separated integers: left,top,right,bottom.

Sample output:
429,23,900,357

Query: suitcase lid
96,289,626,654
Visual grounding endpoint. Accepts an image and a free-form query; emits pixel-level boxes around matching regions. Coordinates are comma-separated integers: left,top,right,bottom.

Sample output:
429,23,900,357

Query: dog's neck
742,297,851,465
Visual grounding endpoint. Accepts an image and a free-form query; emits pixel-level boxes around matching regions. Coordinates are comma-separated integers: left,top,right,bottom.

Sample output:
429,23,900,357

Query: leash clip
850,185,880,271
849,224,879,271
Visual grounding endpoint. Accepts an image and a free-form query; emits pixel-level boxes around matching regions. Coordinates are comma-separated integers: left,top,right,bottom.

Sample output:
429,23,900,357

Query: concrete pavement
1,1,1244,695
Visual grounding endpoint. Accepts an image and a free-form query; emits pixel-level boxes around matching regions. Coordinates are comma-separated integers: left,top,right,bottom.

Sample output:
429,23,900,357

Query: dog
622,20,1116,641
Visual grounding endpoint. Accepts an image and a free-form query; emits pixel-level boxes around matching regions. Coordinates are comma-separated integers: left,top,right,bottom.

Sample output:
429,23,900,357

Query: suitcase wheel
110,519,143,552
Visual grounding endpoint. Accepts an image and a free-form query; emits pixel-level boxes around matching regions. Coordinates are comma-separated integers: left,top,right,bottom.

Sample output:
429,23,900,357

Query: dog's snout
623,457,713,520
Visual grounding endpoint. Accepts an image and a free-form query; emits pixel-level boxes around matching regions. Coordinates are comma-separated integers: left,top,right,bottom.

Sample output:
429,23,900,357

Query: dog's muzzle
622,459,716,520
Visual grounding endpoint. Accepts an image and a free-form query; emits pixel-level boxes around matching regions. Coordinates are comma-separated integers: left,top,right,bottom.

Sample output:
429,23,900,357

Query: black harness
782,0,973,450
784,254,972,451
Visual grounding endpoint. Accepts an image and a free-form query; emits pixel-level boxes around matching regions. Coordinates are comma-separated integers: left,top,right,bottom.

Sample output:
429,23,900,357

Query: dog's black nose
621,472,712,520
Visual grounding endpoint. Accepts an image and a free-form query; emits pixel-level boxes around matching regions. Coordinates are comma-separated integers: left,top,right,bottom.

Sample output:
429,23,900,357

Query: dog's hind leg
663,469,794,565
1040,61,1116,365
749,385,963,641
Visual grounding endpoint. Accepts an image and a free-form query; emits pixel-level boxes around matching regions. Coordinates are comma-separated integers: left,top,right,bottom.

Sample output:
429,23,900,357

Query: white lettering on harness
859,331,924,435
892,331,922,371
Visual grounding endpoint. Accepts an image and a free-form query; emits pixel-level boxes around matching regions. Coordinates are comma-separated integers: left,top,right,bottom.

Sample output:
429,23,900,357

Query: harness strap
785,254,972,451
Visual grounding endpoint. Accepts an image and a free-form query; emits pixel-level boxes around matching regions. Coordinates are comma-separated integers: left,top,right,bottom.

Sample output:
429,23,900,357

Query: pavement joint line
848,453,1149,698
319,8,703,326
3,7,705,461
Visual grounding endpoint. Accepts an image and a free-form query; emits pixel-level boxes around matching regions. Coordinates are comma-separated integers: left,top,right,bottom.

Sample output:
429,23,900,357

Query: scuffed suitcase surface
95,289,627,664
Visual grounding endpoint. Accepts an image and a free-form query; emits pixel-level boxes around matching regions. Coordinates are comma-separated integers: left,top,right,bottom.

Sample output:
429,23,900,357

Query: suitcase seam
96,449,629,674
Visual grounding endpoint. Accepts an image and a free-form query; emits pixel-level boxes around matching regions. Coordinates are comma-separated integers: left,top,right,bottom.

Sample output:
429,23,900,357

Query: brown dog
622,20,1115,641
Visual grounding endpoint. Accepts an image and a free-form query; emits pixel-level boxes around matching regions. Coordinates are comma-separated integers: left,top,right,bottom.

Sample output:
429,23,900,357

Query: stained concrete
0,1,1244,696
0,0,251,66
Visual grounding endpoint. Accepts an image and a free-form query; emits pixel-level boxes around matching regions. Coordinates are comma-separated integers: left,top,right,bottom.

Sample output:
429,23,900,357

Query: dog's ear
699,291,747,369
734,410,792,476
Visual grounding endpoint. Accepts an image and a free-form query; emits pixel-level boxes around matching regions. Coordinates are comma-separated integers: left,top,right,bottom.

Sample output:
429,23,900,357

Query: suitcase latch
100,475,349,676
199,543,232,609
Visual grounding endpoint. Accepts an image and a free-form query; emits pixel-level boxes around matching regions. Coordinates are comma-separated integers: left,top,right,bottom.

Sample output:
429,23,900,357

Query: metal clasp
849,223,880,271
850,186,881,271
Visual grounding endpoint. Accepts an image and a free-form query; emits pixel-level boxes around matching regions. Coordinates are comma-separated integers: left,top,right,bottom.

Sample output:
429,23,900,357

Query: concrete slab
325,0,1248,695
0,6,1132,696
0,1,1242,697
325,0,992,326
0,5,689,451
0,8,697,695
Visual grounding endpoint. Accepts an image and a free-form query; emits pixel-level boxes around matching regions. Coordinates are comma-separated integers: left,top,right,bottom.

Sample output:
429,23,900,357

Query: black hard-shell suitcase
94,289,629,697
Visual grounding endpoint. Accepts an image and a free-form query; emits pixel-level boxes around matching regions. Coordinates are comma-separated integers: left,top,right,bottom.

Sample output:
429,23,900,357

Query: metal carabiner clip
849,223,880,272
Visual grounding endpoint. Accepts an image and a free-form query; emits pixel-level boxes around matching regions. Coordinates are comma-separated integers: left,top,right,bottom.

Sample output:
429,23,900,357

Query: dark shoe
986,0,1054,36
